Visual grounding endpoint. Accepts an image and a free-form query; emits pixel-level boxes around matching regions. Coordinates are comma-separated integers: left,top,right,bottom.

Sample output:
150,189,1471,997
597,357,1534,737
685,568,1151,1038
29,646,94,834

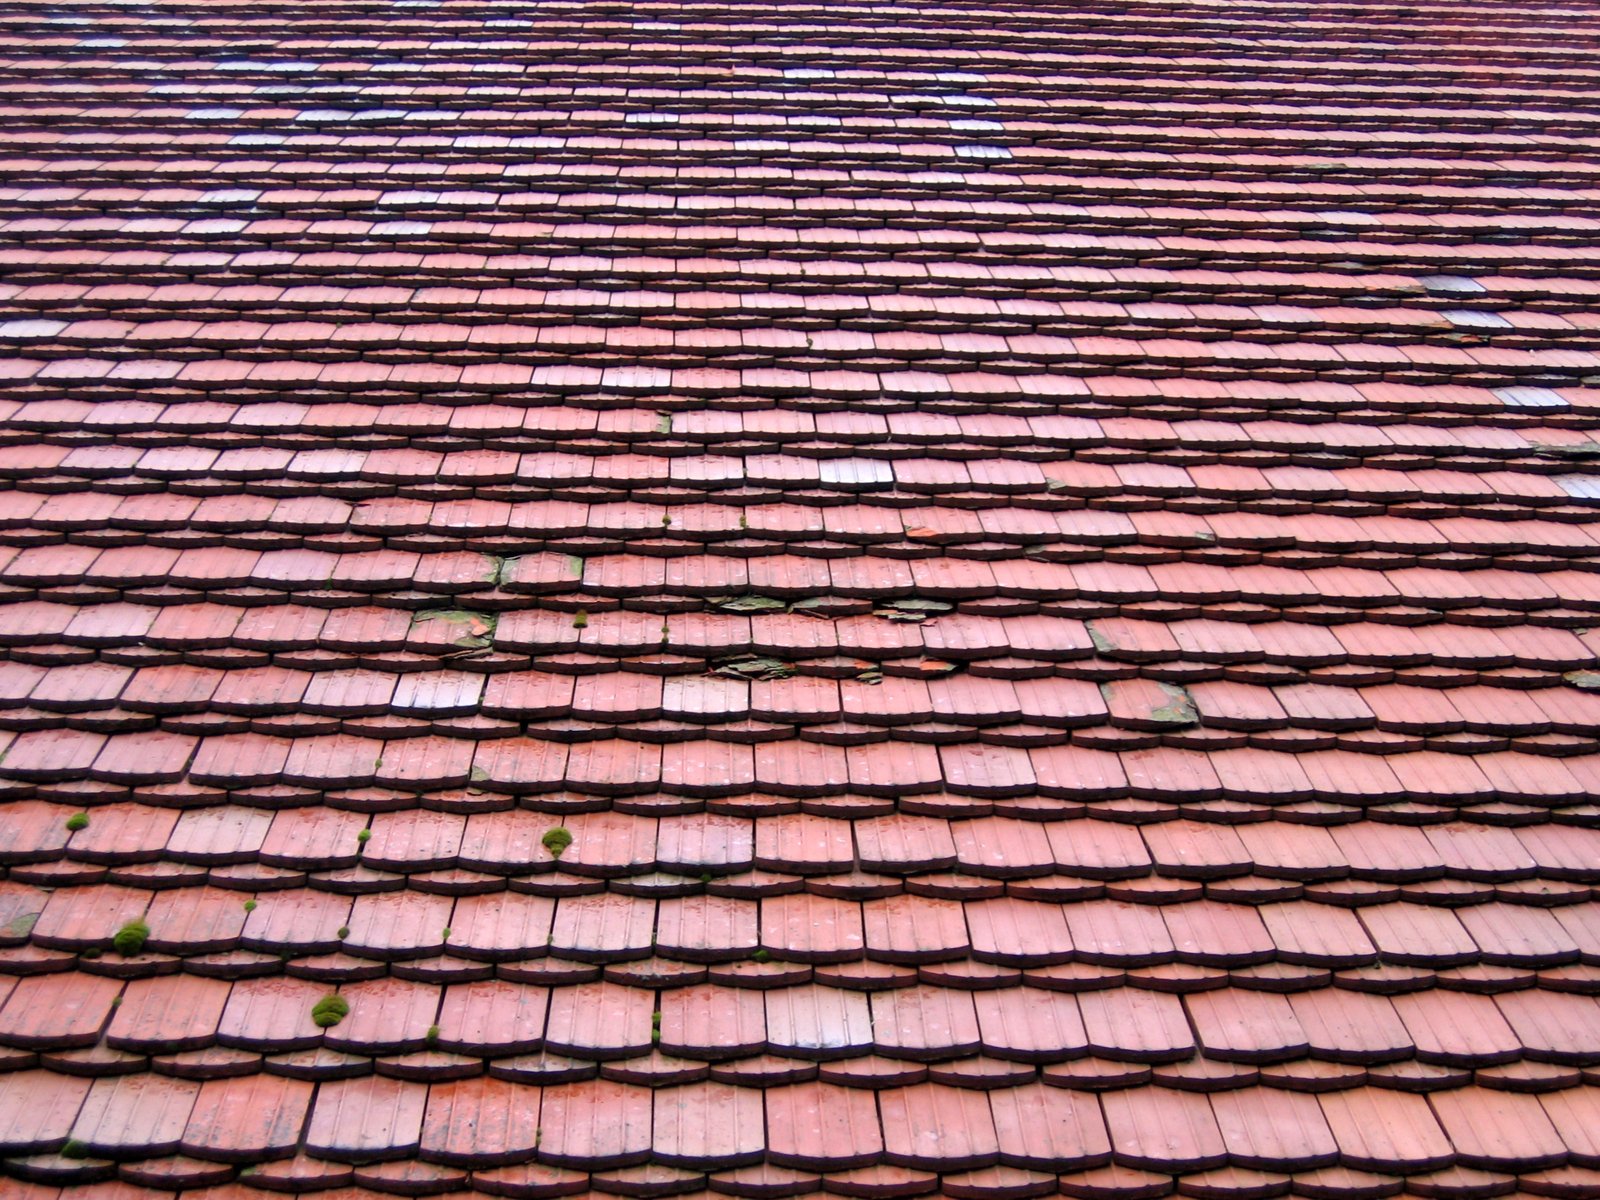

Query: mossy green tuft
112,918,149,957
311,994,349,1028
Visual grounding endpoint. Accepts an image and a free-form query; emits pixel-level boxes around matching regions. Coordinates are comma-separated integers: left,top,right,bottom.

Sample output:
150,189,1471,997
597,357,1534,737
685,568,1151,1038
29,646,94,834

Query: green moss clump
311,994,349,1028
65,812,88,832
60,1139,89,1160
112,919,149,957
542,827,573,859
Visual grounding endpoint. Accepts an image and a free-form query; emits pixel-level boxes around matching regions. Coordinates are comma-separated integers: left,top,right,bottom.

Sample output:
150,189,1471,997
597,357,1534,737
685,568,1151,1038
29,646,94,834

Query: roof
2,0,1600,1197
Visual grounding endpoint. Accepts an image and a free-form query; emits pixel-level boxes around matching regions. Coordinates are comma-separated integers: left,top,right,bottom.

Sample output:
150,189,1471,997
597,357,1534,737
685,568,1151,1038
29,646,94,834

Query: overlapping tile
2,0,1600,1195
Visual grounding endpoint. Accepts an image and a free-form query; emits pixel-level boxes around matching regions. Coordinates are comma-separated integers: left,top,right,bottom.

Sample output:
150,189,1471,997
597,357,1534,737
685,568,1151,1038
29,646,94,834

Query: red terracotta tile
2,728,108,778
990,1083,1111,1170
435,980,549,1056
1077,988,1194,1063
762,894,864,963
657,895,758,962
564,739,661,796
534,1079,653,1168
324,978,441,1055
216,977,329,1053
1045,820,1149,879
374,735,476,790
1495,991,1600,1065
965,897,1073,967
972,987,1087,1063
418,1076,541,1168
90,731,197,784
1064,901,1175,966
754,741,849,797
659,984,767,1060
180,1074,314,1163
1287,989,1412,1063
304,1075,428,1163
1429,1087,1566,1171
281,734,384,788
766,1082,883,1170
1539,1088,1600,1168
342,890,455,960
70,1074,200,1158
954,818,1054,877
1187,990,1309,1064
1316,1088,1454,1172
241,890,353,955
1209,1088,1338,1171
544,981,654,1059
854,814,957,874
106,975,230,1052
0,973,123,1049
0,1071,93,1155
846,742,943,797
62,807,177,867
1392,990,1520,1067
165,807,272,864
871,987,980,1061
445,893,554,961
361,811,466,873
550,893,656,960
755,813,852,875
863,895,969,964
1101,1086,1227,1171
880,1083,999,1170
1358,903,1477,966
652,1081,765,1168
766,985,873,1059
259,808,368,871
1258,901,1377,968
5,4,1600,1188
1163,902,1275,967
144,886,247,955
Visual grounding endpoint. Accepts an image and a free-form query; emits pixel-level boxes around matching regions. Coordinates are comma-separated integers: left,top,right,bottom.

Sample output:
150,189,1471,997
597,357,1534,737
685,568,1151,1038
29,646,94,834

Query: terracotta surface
2,0,1600,1196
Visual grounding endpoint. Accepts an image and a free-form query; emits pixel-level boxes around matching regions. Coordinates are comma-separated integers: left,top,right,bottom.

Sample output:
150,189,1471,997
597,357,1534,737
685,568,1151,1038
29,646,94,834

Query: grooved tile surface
1,0,1600,1197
